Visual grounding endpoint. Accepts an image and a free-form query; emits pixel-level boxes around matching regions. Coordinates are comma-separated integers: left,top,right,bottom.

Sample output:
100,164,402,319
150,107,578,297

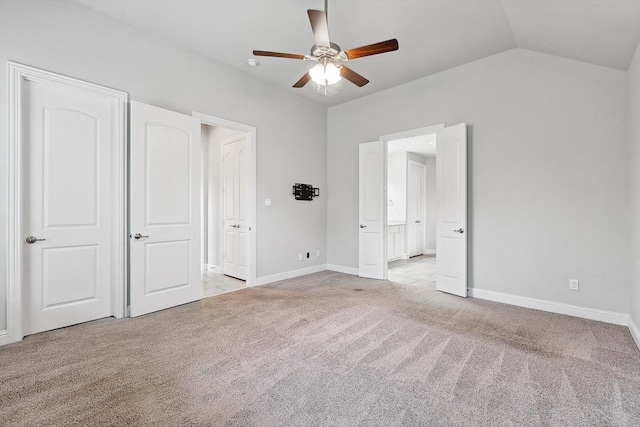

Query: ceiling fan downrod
324,0,328,24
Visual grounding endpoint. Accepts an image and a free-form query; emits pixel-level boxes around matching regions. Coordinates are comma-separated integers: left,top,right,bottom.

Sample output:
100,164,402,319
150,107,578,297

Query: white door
222,137,248,280
436,123,467,297
129,101,202,317
359,141,385,279
22,74,121,335
407,160,426,257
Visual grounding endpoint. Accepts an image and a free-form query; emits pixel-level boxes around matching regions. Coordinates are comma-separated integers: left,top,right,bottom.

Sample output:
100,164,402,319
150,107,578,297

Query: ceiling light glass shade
310,62,342,86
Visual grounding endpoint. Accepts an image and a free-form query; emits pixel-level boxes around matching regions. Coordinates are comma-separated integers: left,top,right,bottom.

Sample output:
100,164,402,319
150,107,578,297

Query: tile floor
201,270,246,298
388,254,436,287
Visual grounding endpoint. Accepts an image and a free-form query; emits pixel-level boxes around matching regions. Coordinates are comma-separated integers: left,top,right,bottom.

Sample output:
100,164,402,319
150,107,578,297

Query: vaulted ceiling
75,0,640,107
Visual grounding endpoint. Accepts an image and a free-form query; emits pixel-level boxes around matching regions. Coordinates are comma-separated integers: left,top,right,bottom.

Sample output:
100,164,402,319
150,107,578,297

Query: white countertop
388,220,405,226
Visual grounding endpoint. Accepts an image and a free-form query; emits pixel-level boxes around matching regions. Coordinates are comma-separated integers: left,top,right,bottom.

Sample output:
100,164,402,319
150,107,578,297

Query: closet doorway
196,113,256,298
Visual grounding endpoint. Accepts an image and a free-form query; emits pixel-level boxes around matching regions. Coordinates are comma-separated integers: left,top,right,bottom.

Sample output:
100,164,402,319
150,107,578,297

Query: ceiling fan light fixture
253,6,398,90
310,62,341,86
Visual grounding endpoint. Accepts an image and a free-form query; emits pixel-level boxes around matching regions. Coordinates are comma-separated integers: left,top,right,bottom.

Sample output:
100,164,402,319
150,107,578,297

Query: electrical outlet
317,250,321,257
569,279,579,291
298,253,303,261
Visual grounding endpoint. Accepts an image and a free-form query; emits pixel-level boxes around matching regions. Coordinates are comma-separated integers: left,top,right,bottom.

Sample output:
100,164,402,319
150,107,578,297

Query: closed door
222,137,248,280
129,101,202,317
22,73,122,335
436,123,467,297
359,141,385,279
407,161,426,257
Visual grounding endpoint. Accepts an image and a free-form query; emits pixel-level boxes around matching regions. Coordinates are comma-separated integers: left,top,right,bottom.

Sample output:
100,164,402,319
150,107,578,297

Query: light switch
265,198,272,207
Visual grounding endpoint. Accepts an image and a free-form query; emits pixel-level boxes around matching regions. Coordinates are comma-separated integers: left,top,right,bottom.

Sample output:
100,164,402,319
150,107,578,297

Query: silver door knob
453,228,464,233
360,224,367,228
415,220,421,223
132,233,149,239
25,236,46,244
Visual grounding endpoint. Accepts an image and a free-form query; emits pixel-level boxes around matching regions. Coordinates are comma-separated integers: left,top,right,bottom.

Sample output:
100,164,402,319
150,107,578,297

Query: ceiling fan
252,0,398,93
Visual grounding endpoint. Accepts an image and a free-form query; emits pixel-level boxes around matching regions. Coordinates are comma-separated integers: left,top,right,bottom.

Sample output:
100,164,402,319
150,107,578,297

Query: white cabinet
388,224,406,260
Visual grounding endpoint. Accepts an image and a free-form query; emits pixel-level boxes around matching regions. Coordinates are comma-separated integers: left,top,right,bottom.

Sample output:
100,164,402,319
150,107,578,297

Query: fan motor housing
311,42,342,58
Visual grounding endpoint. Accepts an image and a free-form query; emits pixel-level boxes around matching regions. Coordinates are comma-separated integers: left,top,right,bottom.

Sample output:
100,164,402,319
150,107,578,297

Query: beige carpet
1,271,639,426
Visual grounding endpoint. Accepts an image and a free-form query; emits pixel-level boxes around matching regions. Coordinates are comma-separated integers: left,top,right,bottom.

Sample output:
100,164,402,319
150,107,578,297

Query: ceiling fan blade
308,10,331,48
253,50,306,60
340,66,369,87
293,72,312,88
344,39,399,60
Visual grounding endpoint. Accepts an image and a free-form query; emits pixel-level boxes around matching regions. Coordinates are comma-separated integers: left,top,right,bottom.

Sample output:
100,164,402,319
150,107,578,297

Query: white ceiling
74,0,640,107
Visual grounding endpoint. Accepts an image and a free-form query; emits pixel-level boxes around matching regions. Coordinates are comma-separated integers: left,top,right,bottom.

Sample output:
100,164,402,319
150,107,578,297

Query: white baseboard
423,249,436,255
469,288,629,326
255,264,327,286
628,316,640,351
326,264,359,276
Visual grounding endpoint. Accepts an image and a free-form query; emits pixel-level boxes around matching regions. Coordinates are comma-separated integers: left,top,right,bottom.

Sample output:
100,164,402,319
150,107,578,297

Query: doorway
386,132,437,277
358,123,467,297
196,113,257,297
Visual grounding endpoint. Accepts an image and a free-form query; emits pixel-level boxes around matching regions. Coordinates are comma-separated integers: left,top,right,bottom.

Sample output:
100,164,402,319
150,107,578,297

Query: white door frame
4,62,127,345
379,124,445,280
192,111,257,288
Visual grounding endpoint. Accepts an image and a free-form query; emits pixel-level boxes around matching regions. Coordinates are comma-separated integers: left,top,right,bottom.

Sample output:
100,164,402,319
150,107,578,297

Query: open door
436,123,467,297
359,141,385,279
129,101,202,316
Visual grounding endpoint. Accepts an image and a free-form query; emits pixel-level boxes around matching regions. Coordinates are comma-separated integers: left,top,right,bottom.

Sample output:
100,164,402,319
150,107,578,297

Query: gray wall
327,48,629,314
0,0,327,330
424,157,437,252
629,41,640,328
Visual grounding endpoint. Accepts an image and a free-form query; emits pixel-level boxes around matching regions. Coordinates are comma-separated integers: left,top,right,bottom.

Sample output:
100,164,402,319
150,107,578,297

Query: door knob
360,224,367,228
132,233,149,239
25,236,46,244
453,228,464,234
415,220,421,223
